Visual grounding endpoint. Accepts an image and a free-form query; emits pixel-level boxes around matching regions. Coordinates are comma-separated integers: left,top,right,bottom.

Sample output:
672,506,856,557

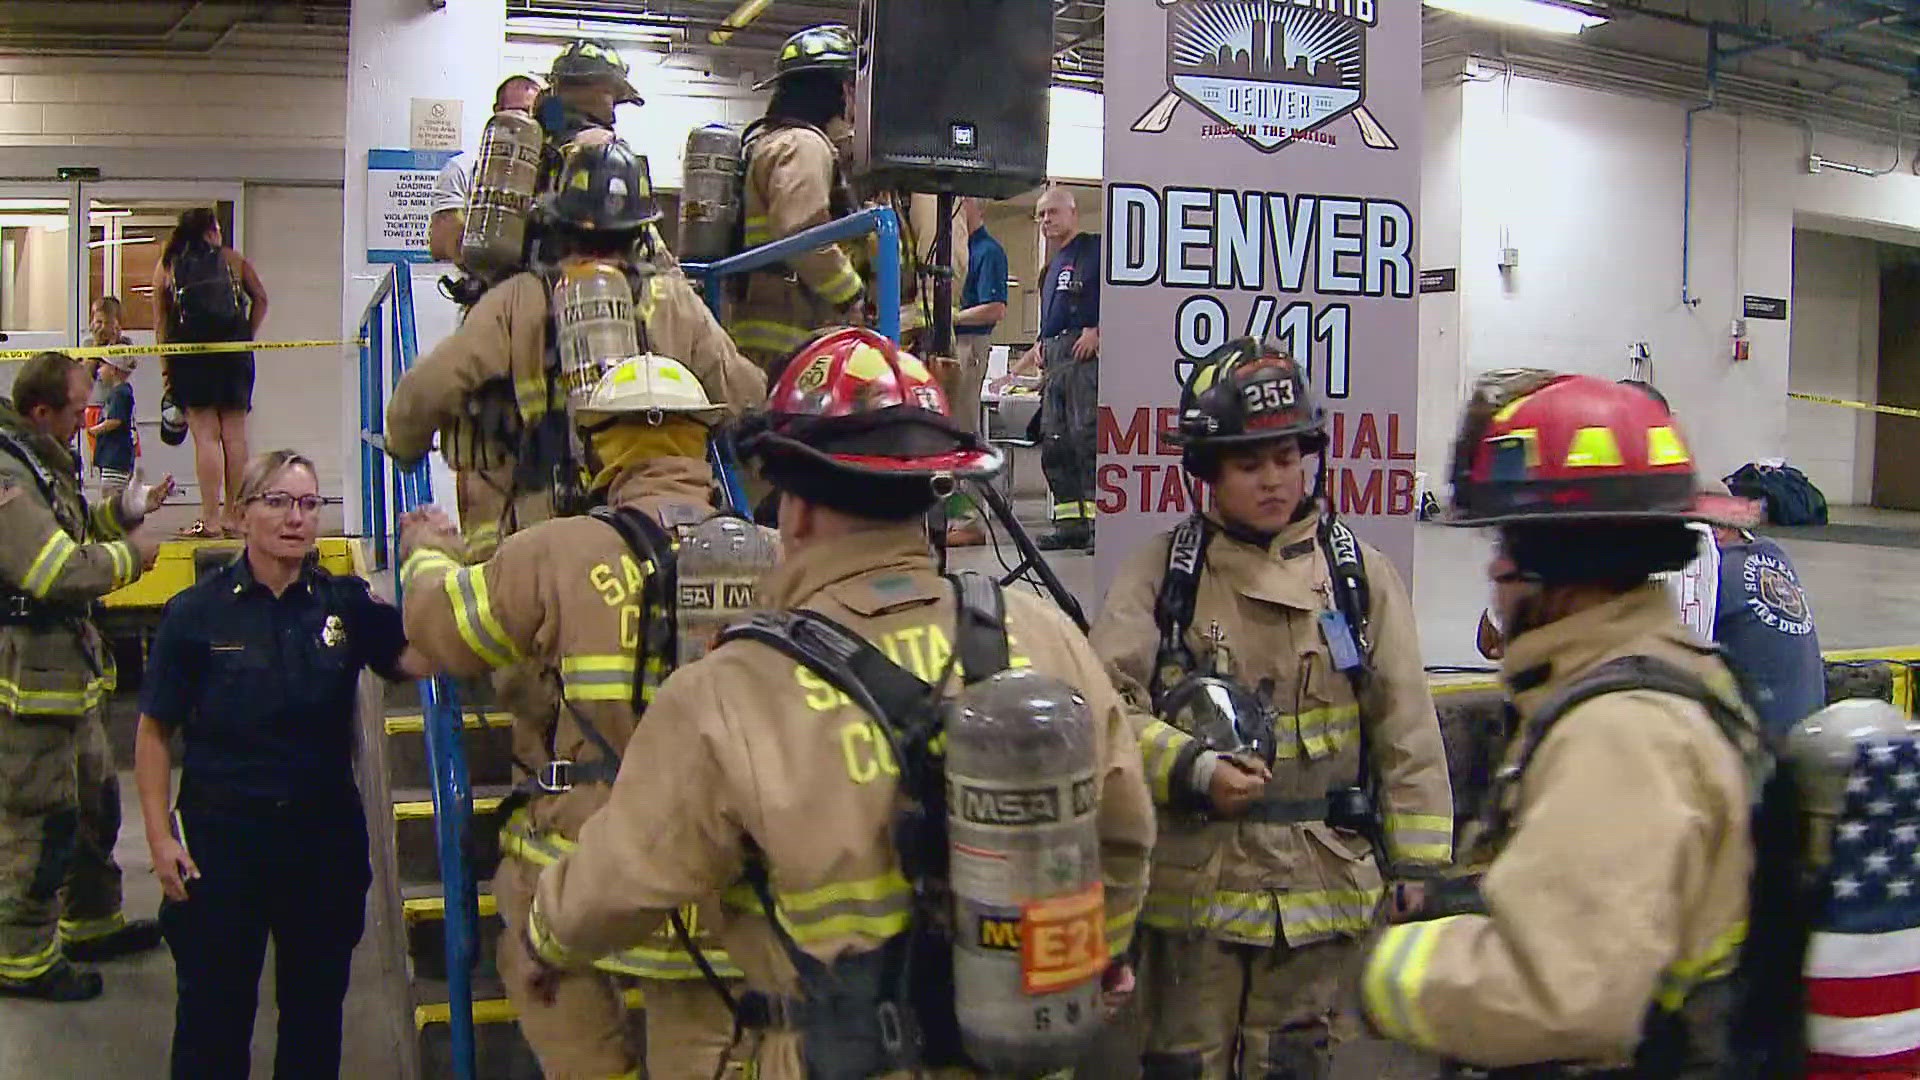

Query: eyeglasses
254,492,323,514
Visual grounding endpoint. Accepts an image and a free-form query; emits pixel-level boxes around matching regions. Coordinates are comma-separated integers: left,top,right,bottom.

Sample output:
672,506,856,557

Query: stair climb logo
1134,0,1395,154
1102,0,1420,581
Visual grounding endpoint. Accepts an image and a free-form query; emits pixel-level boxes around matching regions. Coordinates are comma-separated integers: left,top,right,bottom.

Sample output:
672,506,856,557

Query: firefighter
1361,371,1764,1074
1089,339,1453,1078
536,40,643,160
387,139,765,561
729,25,867,371
0,351,171,1000
398,353,746,1080
506,327,1156,1079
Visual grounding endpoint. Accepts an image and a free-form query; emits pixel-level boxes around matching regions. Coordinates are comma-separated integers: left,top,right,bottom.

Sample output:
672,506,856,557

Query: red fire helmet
1446,370,1757,527
737,327,1003,480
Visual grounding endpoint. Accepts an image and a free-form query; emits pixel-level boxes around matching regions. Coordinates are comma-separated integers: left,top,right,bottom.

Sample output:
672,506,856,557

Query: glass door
0,182,78,363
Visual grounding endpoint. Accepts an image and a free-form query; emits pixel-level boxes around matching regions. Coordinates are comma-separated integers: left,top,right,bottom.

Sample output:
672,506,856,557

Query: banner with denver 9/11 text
1099,0,1420,581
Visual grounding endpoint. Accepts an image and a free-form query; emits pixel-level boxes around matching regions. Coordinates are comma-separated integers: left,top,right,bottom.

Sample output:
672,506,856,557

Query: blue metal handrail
356,266,479,1080
353,208,904,1080
683,204,903,344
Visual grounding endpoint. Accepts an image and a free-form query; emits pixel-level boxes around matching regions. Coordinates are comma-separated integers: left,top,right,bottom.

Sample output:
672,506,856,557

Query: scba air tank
459,109,545,280
674,515,779,668
678,124,741,264
946,668,1106,1075
551,260,638,405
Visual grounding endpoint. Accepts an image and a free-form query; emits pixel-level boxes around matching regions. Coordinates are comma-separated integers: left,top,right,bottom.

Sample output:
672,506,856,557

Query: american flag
1808,738,1920,1077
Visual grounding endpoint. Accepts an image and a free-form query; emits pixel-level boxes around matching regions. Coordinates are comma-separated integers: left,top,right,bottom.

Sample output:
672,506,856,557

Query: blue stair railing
357,266,480,1080
357,208,902,1080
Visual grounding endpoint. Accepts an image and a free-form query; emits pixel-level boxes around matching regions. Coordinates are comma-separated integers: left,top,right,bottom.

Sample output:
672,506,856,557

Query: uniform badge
321,615,347,648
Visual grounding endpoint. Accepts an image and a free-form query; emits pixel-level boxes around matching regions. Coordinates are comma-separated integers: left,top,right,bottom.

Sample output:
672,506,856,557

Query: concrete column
342,0,506,531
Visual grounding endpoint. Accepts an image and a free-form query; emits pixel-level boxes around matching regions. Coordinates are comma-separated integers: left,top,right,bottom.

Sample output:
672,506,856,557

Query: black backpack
1726,464,1828,527
169,244,245,340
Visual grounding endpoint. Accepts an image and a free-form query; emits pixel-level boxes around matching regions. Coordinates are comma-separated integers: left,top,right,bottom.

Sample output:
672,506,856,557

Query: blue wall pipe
1682,30,1720,310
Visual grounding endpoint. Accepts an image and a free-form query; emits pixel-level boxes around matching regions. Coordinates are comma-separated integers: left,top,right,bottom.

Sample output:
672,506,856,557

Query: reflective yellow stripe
1384,812,1454,866
99,540,131,588
815,263,862,306
1140,886,1383,944
513,375,553,418
0,938,62,981
22,531,76,598
88,501,124,539
728,319,814,356
723,872,914,946
57,913,127,942
443,566,520,668
402,548,461,589
464,522,501,559
500,814,741,976
1653,919,1746,1012
559,654,637,702
525,894,579,968
1137,720,1192,805
1289,703,1361,759
1105,905,1138,956
1050,501,1094,523
1363,917,1454,1048
415,988,646,1029
0,676,112,716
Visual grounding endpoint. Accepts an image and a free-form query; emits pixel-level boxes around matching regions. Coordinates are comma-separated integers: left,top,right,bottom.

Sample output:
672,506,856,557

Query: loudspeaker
853,0,1054,199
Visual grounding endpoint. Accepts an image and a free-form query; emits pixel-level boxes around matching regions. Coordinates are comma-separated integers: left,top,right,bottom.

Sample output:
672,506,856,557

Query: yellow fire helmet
575,353,724,426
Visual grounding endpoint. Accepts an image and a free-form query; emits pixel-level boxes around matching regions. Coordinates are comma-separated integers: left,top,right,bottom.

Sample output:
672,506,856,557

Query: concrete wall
0,55,342,148
248,184,348,492
1787,230,1880,505
1430,72,1920,499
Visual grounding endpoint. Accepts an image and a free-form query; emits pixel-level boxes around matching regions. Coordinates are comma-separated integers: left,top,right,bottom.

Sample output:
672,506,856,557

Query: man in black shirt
1010,185,1101,552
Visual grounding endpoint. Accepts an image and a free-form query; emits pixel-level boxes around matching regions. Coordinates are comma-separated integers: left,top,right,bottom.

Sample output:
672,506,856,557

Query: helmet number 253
1243,379,1295,412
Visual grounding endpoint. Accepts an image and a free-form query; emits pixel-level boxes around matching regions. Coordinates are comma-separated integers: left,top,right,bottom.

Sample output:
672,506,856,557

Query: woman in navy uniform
132,449,433,1079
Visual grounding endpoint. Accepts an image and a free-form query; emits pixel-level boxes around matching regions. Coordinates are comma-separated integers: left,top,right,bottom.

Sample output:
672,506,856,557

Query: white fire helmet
574,353,724,426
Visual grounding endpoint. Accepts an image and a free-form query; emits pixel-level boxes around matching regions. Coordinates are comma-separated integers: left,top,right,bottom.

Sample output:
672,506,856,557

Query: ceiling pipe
1682,28,1719,309
708,0,775,45
1805,112,1905,174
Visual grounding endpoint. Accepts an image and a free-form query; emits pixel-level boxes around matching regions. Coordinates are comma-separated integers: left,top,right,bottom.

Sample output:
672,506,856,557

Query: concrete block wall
0,56,343,149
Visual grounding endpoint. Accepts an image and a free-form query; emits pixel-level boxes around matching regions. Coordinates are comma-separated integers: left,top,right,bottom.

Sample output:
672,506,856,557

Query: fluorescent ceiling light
1423,0,1608,34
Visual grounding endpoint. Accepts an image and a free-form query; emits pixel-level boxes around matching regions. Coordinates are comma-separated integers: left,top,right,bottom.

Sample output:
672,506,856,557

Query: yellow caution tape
0,338,362,362
1789,391,1920,421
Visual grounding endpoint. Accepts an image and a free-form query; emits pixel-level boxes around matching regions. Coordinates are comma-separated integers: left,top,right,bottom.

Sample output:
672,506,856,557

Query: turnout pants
945,334,993,525
160,797,370,1080
0,709,125,983
641,977,747,1079
1039,333,1098,528
1138,928,1357,1080
494,855,640,1079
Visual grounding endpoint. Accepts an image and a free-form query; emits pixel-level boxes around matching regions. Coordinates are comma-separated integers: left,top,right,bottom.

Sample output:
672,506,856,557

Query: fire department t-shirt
1039,232,1100,339
1714,534,1825,739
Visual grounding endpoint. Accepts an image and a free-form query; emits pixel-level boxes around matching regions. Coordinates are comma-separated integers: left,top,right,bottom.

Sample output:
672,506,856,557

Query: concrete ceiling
0,1,349,68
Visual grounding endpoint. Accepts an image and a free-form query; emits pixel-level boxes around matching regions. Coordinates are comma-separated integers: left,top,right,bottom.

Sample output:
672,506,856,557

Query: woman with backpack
152,207,269,538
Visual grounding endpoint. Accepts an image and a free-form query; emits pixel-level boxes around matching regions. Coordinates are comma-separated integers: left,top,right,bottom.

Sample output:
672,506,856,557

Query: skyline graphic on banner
1168,1,1367,151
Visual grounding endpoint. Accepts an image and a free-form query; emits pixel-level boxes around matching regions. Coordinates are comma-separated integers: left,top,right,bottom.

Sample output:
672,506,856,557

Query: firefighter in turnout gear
399,352,747,1080
536,40,644,170
0,352,171,1001
1089,339,1454,1079
511,327,1156,1079
1361,371,1766,1075
387,139,765,561
730,25,867,371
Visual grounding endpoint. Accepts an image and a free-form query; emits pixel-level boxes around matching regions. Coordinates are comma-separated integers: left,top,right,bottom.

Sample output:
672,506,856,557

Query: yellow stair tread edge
402,894,499,923
395,796,502,821
385,712,516,735
416,988,645,1030
103,536,362,610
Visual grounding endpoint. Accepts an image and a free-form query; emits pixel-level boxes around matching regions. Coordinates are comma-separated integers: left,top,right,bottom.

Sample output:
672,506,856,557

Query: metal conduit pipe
1805,114,1905,176
1682,30,1719,309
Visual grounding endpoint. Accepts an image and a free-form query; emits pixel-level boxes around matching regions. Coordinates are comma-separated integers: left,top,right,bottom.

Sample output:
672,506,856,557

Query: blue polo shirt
958,226,1008,337
1713,535,1825,740
1039,232,1100,339
142,554,409,804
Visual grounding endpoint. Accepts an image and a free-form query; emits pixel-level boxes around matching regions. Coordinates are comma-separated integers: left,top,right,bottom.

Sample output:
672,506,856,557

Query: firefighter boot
0,960,104,1002
63,917,162,962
